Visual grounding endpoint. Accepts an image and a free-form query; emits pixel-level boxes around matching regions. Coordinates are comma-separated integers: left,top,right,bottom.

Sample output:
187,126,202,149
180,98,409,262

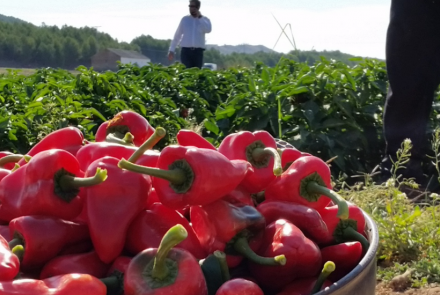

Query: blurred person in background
168,0,212,69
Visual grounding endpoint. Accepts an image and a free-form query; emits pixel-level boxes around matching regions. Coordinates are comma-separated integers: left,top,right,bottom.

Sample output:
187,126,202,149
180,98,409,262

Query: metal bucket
315,209,379,295
274,139,379,295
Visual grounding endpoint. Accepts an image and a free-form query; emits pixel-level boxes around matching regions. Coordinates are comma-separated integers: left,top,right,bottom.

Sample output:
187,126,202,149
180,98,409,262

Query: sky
2,0,391,59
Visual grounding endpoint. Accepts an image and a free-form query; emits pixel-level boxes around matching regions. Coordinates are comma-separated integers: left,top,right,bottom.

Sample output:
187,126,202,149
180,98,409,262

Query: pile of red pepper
0,110,371,295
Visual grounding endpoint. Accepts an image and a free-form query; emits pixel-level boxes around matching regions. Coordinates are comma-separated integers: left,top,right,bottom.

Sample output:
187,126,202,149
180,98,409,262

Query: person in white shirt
168,0,212,69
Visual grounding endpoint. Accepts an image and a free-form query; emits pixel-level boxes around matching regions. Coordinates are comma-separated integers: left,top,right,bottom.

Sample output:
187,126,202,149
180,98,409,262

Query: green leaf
204,118,219,135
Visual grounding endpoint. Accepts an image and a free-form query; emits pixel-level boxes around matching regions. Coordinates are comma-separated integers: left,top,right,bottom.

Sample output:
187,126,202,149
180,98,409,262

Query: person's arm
198,15,212,33
169,18,184,53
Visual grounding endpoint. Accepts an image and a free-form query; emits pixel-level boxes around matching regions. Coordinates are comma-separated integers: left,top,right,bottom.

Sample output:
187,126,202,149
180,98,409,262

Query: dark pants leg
382,0,440,181
180,48,204,69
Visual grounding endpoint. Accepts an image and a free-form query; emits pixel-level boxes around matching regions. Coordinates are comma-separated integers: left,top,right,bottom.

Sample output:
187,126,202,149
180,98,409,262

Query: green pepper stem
233,236,286,266
0,154,24,167
59,167,108,190
252,147,283,176
8,238,22,250
106,132,135,146
128,127,166,163
152,224,188,280
118,159,186,185
311,261,336,294
342,227,370,255
11,163,20,172
214,251,230,282
11,245,24,262
306,181,349,220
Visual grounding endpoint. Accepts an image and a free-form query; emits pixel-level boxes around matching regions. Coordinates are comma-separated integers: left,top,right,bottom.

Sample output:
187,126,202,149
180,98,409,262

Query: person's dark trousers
381,0,440,183
180,47,204,69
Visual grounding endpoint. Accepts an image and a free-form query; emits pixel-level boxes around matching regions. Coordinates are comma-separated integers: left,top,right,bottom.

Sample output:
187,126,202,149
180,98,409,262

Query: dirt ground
376,283,440,295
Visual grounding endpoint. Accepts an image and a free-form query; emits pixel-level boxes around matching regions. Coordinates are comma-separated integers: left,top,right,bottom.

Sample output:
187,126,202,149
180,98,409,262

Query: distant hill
206,44,276,55
0,14,28,24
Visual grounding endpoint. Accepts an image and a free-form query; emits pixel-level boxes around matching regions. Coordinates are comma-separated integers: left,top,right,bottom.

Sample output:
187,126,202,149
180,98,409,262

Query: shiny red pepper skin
176,129,217,150
257,200,330,245
0,168,12,183
280,147,302,171
248,219,322,292
124,247,208,295
0,149,86,222
276,277,333,295
107,256,132,276
76,142,159,171
319,203,367,245
145,188,189,217
8,215,90,271
218,130,278,193
152,145,252,209
17,127,84,167
95,110,155,147
264,155,332,211
0,234,20,281
321,242,363,282
0,273,107,295
84,156,151,263
39,251,111,279
215,278,264,295
125,203,206,260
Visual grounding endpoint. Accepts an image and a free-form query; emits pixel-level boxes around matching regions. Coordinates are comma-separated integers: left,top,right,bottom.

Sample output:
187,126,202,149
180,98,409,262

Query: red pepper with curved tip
248,219,322,292
84,156,151,263
17,127,85,167
118,145,253,209
264,155,349,219
319,204,370,256
8,215,90,271
276,261,335,295
0,149,107,222
0,273,108,295
125,203,206,260
95,110,155,147
0,235,20,280
215,278,264,295
321,242,363,282
190,198,286,268
124,224,208,295
218,130,283,193
0,152,23,170
256,200,330,245
39,251,111,279
177,129,217,150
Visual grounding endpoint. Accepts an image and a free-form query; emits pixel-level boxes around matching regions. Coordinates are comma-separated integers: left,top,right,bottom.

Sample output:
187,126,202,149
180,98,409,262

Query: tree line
0,18,363,70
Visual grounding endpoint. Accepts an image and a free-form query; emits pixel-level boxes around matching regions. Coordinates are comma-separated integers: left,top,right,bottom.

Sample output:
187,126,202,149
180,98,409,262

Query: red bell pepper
215,278,264,295
176,129,217,150
217,130,282,193
280,147,302,171
276,261,335,295
321,242,363,282
0,225,11,241
0,234,20,280
8,215,90,271
319,204,370,253
39,251,111,279
17,127,85,167
107,256,132,277
0,149,107,222
124,224,208,295
248,219,322,292
144,188,190,220
118,145,253,209
0,273,107,295
223,186,254,207
0,152,24,170
264,155,348,219
256,200,330,245
83,156,151,263
95,110,155,147
191,198,286,268
125,202,206,260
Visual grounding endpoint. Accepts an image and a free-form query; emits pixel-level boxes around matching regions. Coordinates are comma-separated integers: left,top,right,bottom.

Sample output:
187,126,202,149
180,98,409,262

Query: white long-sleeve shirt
169,15,212,52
